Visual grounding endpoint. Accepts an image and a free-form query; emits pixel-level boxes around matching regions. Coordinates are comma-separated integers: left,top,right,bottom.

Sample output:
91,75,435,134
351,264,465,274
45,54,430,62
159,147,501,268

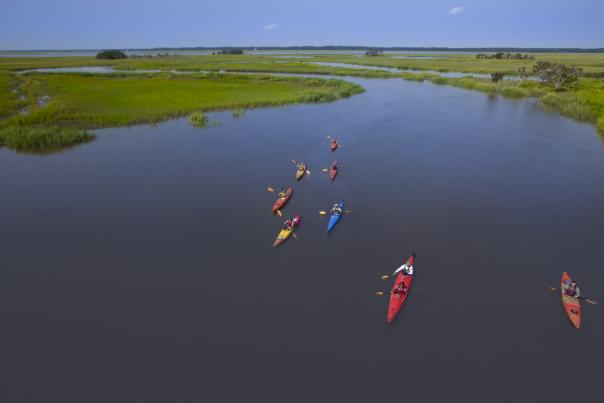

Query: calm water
1,76,604,402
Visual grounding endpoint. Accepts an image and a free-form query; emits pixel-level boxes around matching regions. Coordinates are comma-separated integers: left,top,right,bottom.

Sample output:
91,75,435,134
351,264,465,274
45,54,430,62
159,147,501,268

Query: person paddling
392,281,407,297
331,160,338,171
562,280,581,299
278,187,287,198
283,218,294,230
393,260,414,277
331,203,343,215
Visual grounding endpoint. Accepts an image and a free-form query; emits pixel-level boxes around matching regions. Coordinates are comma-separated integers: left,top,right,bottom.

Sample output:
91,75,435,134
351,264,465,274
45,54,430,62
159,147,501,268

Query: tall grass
0,126,94,152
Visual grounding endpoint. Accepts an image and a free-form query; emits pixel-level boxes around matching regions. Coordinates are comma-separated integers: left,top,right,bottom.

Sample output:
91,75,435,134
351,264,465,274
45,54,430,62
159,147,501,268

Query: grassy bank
10,73,362,128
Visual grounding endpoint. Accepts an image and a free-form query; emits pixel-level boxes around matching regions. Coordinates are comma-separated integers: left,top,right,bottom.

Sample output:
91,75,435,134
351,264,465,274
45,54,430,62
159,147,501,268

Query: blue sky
1,0,603,50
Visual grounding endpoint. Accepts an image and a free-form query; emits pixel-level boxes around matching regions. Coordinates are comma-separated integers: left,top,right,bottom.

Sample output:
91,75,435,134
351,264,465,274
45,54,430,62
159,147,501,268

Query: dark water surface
1,76,604,402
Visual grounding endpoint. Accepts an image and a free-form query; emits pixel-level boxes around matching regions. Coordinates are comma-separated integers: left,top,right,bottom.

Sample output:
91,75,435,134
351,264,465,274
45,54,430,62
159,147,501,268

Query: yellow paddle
319,211,327,215
548,287,598,305
276,210,283,217
381,275,389,280
375,291,384,296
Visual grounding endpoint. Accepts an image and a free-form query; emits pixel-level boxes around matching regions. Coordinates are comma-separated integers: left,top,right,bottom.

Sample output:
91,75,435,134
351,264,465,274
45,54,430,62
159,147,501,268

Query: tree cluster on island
215,49,244,55
95,49,128,59
476,52,534,60
365,49,383,56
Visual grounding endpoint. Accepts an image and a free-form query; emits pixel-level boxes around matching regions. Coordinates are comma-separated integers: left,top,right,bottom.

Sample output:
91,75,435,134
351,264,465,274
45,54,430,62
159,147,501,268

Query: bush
0,126,94,152
188,111,208,127
597,115,604,133
96,50,127,59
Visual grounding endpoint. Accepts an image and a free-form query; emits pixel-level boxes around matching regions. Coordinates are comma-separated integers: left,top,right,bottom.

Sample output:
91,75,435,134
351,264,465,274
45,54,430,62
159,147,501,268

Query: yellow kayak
273,214,301,247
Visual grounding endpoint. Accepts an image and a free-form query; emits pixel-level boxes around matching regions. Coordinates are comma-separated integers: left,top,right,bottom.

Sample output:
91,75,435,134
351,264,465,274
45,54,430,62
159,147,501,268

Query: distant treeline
138,46,604,53
7,46,604,54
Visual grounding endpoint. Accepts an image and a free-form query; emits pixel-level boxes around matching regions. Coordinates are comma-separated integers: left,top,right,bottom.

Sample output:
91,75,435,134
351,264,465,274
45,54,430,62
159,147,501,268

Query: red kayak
329,160,338,181
387,253,415,323
330,139,338,151
271,187,292,214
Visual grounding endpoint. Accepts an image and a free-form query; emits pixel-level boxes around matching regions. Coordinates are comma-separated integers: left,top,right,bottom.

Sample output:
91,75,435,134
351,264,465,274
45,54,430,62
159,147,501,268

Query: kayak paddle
548,287,598,305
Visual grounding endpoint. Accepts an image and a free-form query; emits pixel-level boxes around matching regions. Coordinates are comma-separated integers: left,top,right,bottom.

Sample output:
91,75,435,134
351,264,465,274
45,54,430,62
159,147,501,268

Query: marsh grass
188,111,208,127
11,73,363,128
0,126,94,152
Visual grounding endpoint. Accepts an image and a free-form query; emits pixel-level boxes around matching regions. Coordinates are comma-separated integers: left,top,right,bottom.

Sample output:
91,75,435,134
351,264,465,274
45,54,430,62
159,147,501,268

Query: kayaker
563,281,581,299
392,281,407,296
278,188,287,198
393,262,414,276
283,219,295,230
331,203,343,215
331,161,338,170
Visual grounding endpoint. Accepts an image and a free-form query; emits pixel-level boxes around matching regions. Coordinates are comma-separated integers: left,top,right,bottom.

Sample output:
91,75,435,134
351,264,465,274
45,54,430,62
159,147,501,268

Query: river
1,73,603,402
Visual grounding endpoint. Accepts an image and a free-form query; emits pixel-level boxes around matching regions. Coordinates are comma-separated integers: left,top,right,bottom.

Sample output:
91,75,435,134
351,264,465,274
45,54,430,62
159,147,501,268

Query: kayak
326,200,344,233
561,272,581,329
295,162,306,181
273,214,301,247
271,186,293,214
387,253,415,324
329,161,338,181
330,140,338,151
330,166,338,180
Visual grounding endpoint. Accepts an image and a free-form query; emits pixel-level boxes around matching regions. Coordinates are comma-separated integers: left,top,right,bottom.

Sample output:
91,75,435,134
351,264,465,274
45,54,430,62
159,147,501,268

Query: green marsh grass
0,126,94,152
188,111,208,127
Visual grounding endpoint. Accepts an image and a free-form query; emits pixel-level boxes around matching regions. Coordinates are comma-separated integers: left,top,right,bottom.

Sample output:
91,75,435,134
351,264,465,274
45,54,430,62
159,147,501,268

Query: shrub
96,50,127,59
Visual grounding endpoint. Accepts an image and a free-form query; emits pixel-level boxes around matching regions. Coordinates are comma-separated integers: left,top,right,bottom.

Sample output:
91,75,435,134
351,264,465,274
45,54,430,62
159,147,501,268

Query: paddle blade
291,160,297,164
306,170,311,175
276,210,283,216
292,232,298,239
326,135,331,139
375,291,384,296
585,299,598,305
319,211,327,215
548,287,558,292
322,168,328,172
381,275,389,280
267,187,275,192
344,210,351,214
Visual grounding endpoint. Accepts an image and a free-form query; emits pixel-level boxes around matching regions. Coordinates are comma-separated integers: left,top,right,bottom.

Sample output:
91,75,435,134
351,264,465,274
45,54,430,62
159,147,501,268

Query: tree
532,61,582,90
96,50,127,59
494,52,505,59
491,72,505,83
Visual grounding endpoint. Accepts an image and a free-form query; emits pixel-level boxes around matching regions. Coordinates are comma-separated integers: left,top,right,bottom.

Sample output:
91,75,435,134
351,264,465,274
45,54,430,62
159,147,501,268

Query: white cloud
264,24,278,31
449,6,464,15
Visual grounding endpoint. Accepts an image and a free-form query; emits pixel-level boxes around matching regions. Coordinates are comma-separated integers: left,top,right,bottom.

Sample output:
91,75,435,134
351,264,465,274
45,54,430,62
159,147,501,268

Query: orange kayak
271,187,292,214
561,272,581,329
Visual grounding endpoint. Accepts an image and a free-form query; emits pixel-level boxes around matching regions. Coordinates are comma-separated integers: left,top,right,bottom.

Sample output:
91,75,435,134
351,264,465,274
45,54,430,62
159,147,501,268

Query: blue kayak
327,200,344,233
